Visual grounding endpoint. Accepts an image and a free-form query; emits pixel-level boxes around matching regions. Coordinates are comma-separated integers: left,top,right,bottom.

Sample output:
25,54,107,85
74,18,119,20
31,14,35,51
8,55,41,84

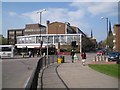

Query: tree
0,35,7,45
107,34,114,50
101,33,114,50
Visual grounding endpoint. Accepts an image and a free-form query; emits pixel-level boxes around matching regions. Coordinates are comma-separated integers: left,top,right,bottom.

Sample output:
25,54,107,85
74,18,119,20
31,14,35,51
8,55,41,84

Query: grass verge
88,64,120,78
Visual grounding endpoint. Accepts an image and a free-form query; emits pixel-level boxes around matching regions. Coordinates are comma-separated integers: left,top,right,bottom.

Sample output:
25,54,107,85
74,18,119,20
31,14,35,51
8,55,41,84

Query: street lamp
101,17,109,49
37,9,46,56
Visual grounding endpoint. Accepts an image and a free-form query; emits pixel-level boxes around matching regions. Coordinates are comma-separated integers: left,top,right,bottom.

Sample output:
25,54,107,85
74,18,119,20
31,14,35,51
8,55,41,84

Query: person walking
32,51,34,57
81,52,86,66
74,54,78,62
71,49,75,63
37,51,40,57
29,51,32,58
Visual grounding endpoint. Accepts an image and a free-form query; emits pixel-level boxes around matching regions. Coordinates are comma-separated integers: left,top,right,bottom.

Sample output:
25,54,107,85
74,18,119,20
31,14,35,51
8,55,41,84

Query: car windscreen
0,47,11,51
109,52,119,56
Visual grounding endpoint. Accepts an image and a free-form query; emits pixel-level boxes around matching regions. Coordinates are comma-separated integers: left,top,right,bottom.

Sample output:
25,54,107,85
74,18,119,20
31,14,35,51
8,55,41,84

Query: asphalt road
2,57,40,88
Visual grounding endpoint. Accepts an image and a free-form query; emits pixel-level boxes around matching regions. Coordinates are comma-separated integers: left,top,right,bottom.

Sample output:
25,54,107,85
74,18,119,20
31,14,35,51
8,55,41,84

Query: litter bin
57,56,62,63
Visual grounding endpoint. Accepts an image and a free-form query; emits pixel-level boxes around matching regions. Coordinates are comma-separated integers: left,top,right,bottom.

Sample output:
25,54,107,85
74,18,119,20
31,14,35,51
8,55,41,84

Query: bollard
105,56,108,62
103,55,105,61
96,56,99,62
102,56,103,61
93,56,96,62
99,56,101,61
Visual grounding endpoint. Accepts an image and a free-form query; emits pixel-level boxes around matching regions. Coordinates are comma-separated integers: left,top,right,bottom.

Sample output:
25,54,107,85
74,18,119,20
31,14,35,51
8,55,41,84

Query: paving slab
38,55,119,89
41,64,66,88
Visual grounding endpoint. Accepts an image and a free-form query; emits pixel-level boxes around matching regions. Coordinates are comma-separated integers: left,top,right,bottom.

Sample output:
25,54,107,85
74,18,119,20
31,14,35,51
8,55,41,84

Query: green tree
102,34,114,50
0,35,7,45
107,34,114,50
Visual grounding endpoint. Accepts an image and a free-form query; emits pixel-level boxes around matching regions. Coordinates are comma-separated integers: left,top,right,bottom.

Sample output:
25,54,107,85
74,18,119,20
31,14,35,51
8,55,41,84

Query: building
15,21,85,53
48,22,76,34
113,24,120,52
7,21,95,53
47,21,86,35
24,23,46,35
7,24,46,45
7,29,24,45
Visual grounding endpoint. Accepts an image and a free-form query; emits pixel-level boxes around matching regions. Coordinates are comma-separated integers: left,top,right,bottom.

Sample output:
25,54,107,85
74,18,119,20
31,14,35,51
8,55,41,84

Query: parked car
96,50,105,56
108,52,120,61
101,49,110,55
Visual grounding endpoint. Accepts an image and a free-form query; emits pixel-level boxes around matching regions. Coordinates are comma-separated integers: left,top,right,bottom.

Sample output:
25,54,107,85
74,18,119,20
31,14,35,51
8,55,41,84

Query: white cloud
70,2,118,16
43,8,68,22
19,2,117,42
21,7,85,27
8,12,17,16
22,10,38,23
21,2,117,27
68,10,85,20
88,3,117,16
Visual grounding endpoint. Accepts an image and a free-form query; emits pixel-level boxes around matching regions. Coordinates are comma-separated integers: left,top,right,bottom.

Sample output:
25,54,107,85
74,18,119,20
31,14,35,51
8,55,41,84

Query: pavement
38,54,118,89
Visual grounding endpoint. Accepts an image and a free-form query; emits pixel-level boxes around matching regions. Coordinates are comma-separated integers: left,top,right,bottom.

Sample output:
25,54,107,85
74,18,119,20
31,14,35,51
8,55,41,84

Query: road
2,57,40,88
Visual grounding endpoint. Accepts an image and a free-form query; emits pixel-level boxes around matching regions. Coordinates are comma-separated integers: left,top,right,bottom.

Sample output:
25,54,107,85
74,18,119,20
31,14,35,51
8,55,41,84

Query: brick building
8,29,24,45
113,24,120,52
8,21,96,53
7,24,46,45
24,24,46,35
47,21,86,35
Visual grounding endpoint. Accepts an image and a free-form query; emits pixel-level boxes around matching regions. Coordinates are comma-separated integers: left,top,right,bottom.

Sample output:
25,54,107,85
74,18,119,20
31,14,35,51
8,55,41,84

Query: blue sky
1,1,118,42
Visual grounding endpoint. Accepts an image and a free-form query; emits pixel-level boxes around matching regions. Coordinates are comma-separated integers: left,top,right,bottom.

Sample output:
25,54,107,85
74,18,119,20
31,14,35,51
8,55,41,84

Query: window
67,36,73,43
48,36,53,43
1,47,11,51
60,35,66,43
9,31,14,34
54,36,59,43
42,36,47,43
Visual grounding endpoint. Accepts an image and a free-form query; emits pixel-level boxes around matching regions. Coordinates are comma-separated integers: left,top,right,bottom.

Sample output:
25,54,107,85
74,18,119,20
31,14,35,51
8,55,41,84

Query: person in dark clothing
32,51,34,57
71,49,75,63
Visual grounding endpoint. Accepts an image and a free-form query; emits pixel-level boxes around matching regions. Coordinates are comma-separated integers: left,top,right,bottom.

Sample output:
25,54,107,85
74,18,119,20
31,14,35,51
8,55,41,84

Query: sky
1,0,119,42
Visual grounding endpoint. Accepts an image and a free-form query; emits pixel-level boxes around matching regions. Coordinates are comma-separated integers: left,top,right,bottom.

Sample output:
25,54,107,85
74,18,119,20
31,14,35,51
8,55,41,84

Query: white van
0,45,14,58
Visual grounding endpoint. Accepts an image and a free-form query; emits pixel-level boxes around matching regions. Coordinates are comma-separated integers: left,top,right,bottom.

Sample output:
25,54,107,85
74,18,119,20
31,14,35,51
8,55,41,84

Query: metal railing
25,55,58,90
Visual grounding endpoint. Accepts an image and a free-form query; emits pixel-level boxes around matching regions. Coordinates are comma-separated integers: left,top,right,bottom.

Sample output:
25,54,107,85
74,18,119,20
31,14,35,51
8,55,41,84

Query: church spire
91,29,93,38
108,20,112,36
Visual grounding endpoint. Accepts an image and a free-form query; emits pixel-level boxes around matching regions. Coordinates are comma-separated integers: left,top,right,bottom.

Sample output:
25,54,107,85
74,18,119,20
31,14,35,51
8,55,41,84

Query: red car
96,50,104,55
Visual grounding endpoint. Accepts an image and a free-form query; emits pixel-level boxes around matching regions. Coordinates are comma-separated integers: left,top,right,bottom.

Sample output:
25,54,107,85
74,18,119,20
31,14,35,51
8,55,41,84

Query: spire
91,29,93,38
108,20,112,36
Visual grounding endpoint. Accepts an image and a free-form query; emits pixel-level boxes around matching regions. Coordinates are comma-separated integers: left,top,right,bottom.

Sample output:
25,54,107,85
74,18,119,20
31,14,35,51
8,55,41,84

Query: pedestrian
29,51,32,58
71,49,75,63
81,52,86,66
37,51,40,57
32,51,34,57
74,54,78,62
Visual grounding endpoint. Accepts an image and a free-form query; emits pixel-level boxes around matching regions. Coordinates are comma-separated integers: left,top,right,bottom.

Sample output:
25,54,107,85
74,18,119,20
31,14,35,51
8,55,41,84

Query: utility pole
37,9,46,56
101,17,109,49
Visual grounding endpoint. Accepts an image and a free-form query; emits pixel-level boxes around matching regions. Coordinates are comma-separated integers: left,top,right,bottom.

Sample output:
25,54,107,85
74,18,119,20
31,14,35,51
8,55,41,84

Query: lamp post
101,17,109,49
57,25,61,50
37,9,46,56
